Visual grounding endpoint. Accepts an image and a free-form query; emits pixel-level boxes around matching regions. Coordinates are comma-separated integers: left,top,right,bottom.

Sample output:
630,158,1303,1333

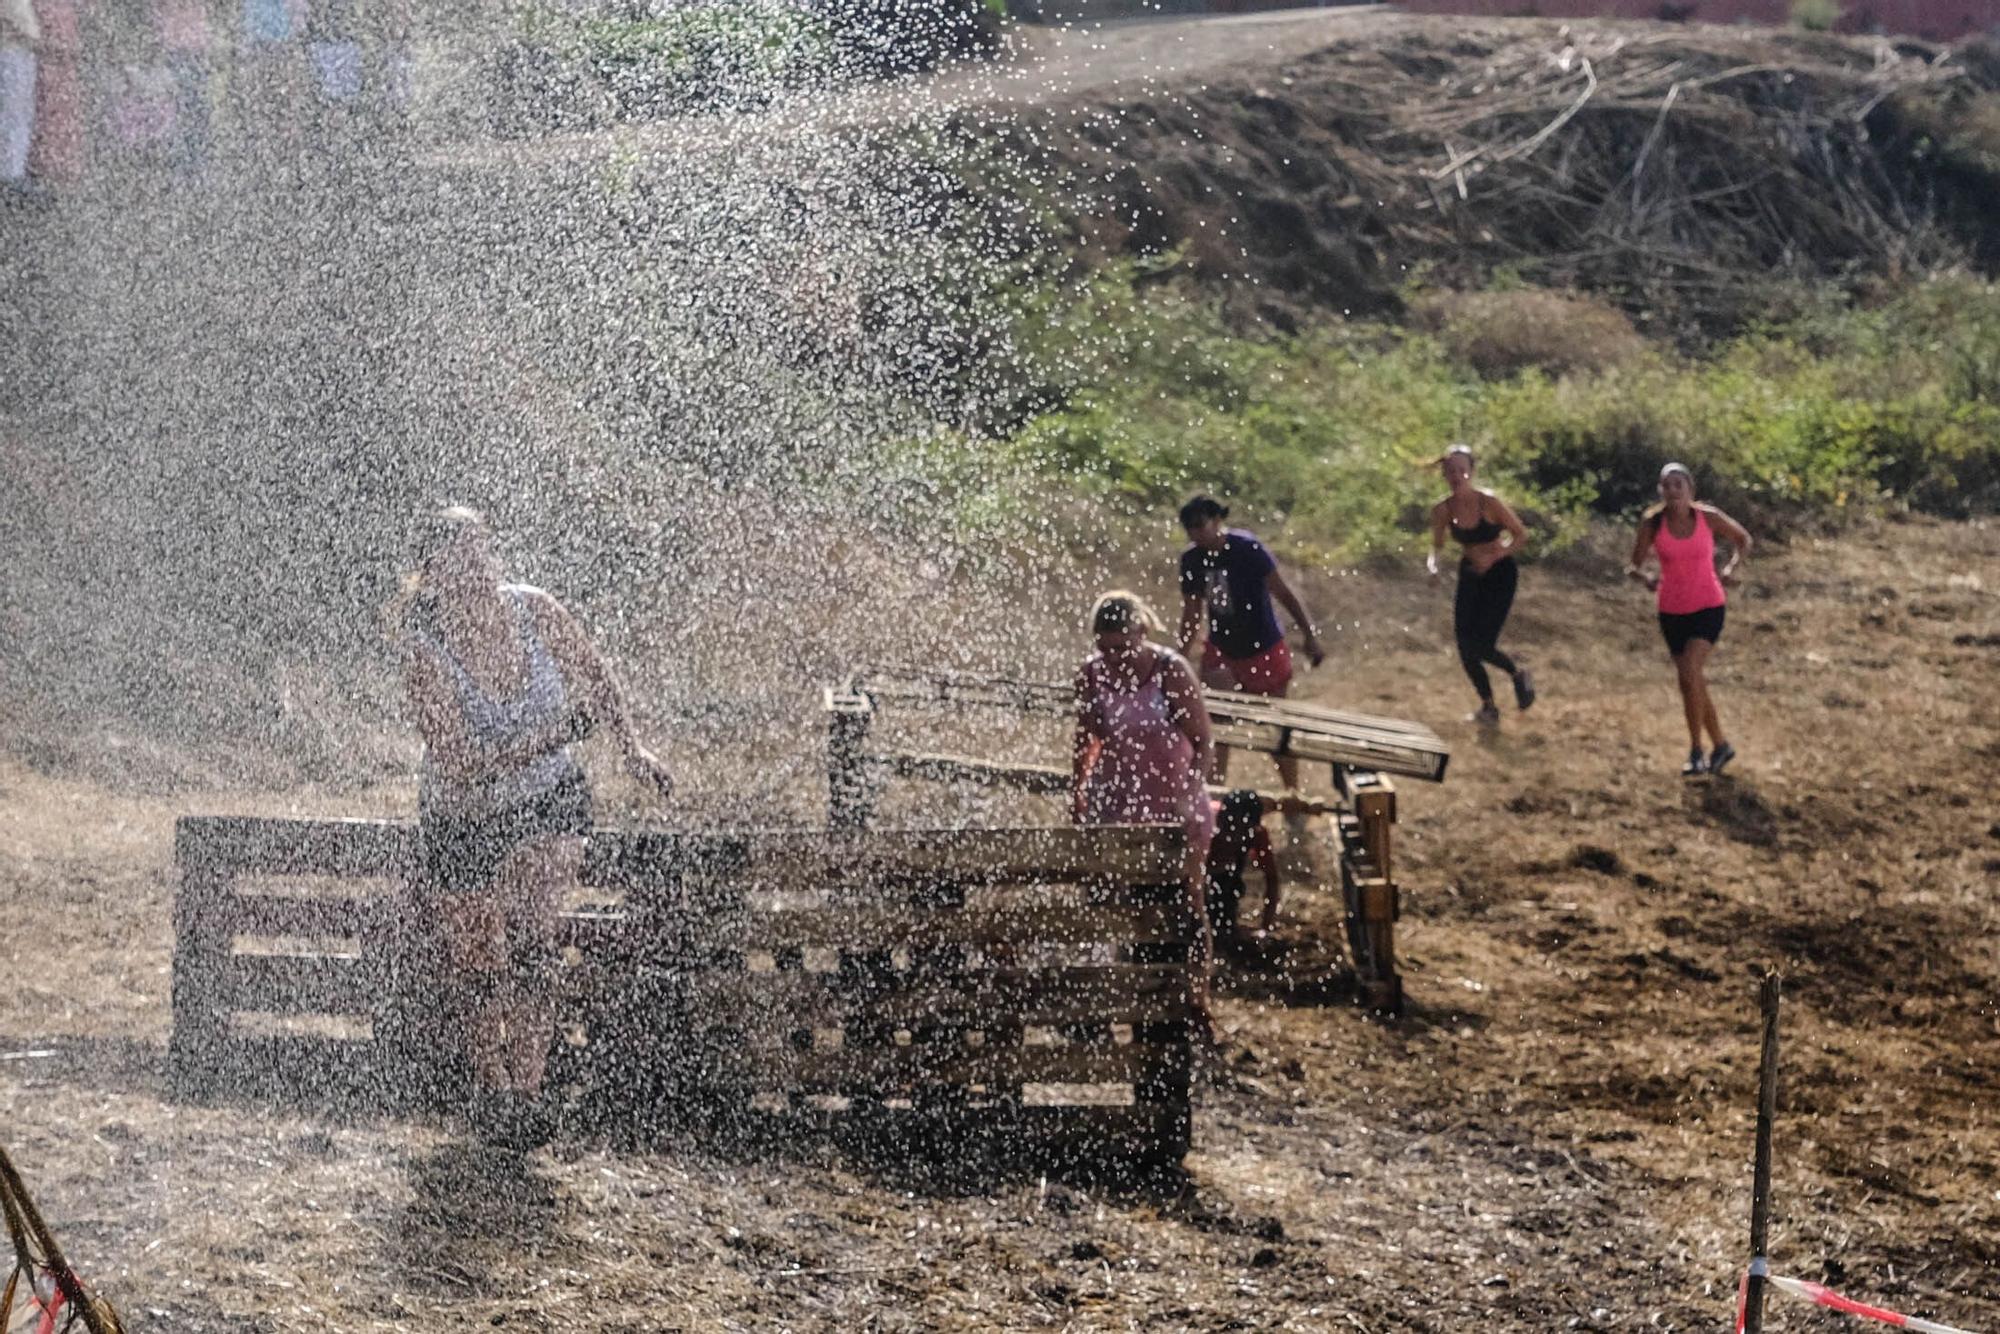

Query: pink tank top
1654,509,1727,615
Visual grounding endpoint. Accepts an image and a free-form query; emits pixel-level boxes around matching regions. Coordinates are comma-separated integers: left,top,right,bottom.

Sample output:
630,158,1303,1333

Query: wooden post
0,1145,126,1334
1743,971,1783,1334
1334,769,1402,1014
168,825,230,1097
824,686,876,830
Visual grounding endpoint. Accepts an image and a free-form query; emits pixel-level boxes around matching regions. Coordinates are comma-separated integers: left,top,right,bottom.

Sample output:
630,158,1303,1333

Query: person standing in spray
1426,444,1535,725
401,506,675,1147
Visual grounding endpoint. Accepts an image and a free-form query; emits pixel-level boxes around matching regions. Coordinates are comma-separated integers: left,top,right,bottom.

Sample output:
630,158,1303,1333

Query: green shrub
960,268,2000,556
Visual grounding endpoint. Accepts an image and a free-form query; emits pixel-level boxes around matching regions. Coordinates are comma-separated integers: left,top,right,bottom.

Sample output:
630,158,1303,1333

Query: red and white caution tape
1734,1261,1984,1334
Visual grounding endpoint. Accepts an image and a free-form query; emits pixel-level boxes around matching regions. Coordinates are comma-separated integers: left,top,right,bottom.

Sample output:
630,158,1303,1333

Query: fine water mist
1,1,1100,807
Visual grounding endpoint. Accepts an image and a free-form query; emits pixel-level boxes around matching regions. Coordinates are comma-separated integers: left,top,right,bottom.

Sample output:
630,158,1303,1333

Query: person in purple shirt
1175,495,1326,794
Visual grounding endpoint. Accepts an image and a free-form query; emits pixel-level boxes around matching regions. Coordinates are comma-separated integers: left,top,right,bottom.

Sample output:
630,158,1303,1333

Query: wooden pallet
826,667,1421,1014
171,818,1196,1163
844,665,1450,782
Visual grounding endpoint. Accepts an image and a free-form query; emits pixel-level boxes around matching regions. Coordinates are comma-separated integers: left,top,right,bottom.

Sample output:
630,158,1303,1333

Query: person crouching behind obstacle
1071,591,1218,1036
400,505,675,1147
1206,789,1280,949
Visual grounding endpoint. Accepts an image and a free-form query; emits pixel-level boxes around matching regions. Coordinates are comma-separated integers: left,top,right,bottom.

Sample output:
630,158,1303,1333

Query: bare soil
4,515,1997,1332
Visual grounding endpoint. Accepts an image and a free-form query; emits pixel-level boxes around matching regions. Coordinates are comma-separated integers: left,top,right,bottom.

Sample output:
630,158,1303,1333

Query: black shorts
420,771,592,898
1658,605,1726,657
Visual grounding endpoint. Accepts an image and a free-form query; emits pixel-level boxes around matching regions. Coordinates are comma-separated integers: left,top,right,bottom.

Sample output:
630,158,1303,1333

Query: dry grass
1410,287,1648,378
3,516,1998,1331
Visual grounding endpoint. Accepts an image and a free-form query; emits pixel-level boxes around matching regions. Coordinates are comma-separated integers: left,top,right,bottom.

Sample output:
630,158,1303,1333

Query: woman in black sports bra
1427,445,1536,725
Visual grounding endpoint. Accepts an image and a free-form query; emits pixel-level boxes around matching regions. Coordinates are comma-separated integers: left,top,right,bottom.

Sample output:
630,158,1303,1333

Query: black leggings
1455,557,1519,701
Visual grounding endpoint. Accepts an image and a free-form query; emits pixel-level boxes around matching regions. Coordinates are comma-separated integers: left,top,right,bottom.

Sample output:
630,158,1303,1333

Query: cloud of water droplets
0,1,1129,807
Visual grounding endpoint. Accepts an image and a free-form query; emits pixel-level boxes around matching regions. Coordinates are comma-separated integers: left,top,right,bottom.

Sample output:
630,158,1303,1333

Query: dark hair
1178,495,1228,530
1218,788,1263,835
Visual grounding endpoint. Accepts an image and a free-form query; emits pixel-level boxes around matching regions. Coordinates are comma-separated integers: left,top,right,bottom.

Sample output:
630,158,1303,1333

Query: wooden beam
849,665,1449,782
865,751,1347,815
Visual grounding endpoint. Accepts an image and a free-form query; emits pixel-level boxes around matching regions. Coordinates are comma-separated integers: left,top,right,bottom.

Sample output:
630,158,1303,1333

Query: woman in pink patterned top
1071,590,1218,1029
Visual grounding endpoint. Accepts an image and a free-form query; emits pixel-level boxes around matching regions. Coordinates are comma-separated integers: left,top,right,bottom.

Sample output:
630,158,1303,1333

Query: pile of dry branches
1370,23,1980,305
985,16,1998,326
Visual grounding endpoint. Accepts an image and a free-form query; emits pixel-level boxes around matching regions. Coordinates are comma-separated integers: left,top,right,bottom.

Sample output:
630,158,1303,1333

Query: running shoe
1681,748,1708,777
1471,702,1501,726
1708,741,1736,775
1513,668,1537,712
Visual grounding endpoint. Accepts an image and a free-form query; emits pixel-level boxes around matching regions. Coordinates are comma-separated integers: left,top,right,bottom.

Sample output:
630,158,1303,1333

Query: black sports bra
1450,508,1503,545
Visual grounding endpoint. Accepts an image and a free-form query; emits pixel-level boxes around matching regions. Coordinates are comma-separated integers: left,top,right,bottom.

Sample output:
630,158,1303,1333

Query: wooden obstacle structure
825,666,1449,1013
171,817,1198,1164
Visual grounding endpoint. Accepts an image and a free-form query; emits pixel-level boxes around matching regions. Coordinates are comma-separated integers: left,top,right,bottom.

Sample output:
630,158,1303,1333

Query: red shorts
1201,639,1292,696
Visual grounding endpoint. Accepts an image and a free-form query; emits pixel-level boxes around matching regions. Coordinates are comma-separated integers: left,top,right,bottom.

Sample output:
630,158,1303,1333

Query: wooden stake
0,1143,125,1334
1743,971,1782,1334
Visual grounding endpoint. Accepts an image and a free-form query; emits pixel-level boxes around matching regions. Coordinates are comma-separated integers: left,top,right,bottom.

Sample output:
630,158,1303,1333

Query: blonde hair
384,504,491,641
1089,590,1159,636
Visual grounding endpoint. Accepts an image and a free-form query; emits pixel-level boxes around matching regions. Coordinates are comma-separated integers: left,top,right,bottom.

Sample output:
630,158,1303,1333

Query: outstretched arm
1267,569,1326,666
1426,502,1449,579
526,590,674,800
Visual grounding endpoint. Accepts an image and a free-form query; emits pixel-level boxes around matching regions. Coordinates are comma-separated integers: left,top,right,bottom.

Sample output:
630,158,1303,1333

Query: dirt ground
3,514,1996,1332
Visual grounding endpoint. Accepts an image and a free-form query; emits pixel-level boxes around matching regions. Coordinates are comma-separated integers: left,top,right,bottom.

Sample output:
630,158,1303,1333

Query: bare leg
489,833,585,1094
1673,652,1704,749
441,892,510,1090
1680,640,1727,750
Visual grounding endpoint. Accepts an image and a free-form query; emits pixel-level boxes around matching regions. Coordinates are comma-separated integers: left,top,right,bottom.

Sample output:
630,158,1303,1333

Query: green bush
955,269,2000,557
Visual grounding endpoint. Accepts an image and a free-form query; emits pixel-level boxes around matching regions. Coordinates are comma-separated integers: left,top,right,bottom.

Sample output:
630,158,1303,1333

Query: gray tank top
417,585,581,816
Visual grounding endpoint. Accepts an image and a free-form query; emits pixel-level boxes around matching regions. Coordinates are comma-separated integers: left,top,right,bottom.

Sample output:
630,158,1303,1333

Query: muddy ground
3,515,1996,1332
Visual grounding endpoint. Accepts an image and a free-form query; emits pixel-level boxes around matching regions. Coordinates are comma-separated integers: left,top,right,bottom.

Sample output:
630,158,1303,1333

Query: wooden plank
225,951,378,1015
582,831,748,896
738,825,1185,885
867,751,1346,816
729,1097,1182,1127
689,965,1191,1027
850,665,1449,781
716,1040,1171,1091
176,816,414,878
555,908,630,954
744,903,1183,949
225,894,386,941
873,751,1071,795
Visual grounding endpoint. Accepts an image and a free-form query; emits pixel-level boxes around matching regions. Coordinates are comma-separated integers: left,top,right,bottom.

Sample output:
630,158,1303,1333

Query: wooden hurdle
825,666,1448,1014
170,817,1197,1165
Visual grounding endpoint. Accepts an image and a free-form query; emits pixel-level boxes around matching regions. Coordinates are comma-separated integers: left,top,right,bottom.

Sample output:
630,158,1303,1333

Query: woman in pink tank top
1628,463,1754,776
1072,591,1219,1031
